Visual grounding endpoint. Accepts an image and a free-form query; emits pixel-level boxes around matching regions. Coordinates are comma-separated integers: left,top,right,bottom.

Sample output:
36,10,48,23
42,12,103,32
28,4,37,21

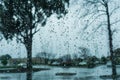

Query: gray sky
0,0,120,58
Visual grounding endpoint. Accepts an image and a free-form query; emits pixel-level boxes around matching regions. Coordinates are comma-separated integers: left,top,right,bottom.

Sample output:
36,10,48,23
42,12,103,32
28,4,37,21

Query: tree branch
110,6,120,16
80,7,98,19
84,22,107,40
89,13,105,24
32,28,40,35
32,20,39,27
19,32,25,38
97,9,106,12
112,29,117,35
99,1,106,6
85,0,97,5
16,36,24,44
111,19,120,26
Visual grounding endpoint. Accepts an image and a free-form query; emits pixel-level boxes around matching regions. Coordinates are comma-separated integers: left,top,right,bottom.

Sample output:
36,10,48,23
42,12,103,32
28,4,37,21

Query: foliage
101,56,107,64
0,0,69,41
87,56,97,68
1,59,8,66
0,0,69,74
114,48,120,64
0,54,12,66
0,54,12,60
114,48,120,56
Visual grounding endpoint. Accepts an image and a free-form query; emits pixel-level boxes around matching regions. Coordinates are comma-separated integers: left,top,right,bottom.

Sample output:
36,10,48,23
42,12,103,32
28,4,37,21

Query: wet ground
0,65,120,80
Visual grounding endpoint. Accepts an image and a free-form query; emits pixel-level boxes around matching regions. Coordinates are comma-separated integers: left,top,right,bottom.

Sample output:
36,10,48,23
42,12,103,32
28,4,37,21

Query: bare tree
72,53,78,60
82,0,120,76
36,52,56,59
78,47,90,59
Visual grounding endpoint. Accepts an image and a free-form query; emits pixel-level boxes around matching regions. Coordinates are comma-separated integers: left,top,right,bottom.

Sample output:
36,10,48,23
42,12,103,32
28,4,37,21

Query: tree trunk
25,30,33,80
26,42,32,80
25,40,32,80
105,3,117,76
25,4,33,79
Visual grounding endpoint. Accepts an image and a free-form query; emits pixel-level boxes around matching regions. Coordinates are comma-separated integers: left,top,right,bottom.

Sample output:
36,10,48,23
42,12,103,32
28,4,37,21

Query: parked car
79,61,87,66
51,62,60,66
18,63,27,68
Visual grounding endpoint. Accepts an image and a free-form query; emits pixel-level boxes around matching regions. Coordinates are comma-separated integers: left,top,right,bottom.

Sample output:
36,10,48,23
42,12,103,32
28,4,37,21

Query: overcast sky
0,0,120,58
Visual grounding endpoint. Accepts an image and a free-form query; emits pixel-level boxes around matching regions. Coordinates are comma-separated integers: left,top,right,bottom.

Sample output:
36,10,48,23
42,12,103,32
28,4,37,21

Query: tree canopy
0,54,12,60
0,0,69,41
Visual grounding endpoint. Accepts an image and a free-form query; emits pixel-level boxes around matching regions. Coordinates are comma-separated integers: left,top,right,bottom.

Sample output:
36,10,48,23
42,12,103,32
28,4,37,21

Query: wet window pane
0,0,120,80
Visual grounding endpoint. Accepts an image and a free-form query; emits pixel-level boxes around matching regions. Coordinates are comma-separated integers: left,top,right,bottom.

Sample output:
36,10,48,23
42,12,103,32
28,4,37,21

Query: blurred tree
36,52,56,64
72,54,78,60
86,56,98,68
0,54,12,66
0,0,69,79
0,0,69,75
114,48,120,64
82,0,120,76
78,47,90,59
36,52,56,59
101,56,107,64
60,54,72,66
0,54,12,60
114,48,120,56
1,59,8,66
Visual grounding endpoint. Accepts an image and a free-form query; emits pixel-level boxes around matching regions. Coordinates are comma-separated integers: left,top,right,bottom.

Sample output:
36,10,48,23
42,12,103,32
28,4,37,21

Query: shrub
1,59,8,66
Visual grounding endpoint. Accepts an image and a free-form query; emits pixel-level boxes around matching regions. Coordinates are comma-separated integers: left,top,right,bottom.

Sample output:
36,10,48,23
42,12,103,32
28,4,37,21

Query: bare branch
32,14,43,28
111,19,120,26
112,29,117,35
81,0,106,19
32,20,40,35
102,0,108,4
33,21,38,28
97,9,106,12
19,32,25,38
32,28,40,35
16,36,24,44
110,6,120,16
99,0,106,6
84,0,106,6
80,2,99,19
80,8,98,19
85,0,97,5
90,13,105,24
88,11,98,20
85,22,107,40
